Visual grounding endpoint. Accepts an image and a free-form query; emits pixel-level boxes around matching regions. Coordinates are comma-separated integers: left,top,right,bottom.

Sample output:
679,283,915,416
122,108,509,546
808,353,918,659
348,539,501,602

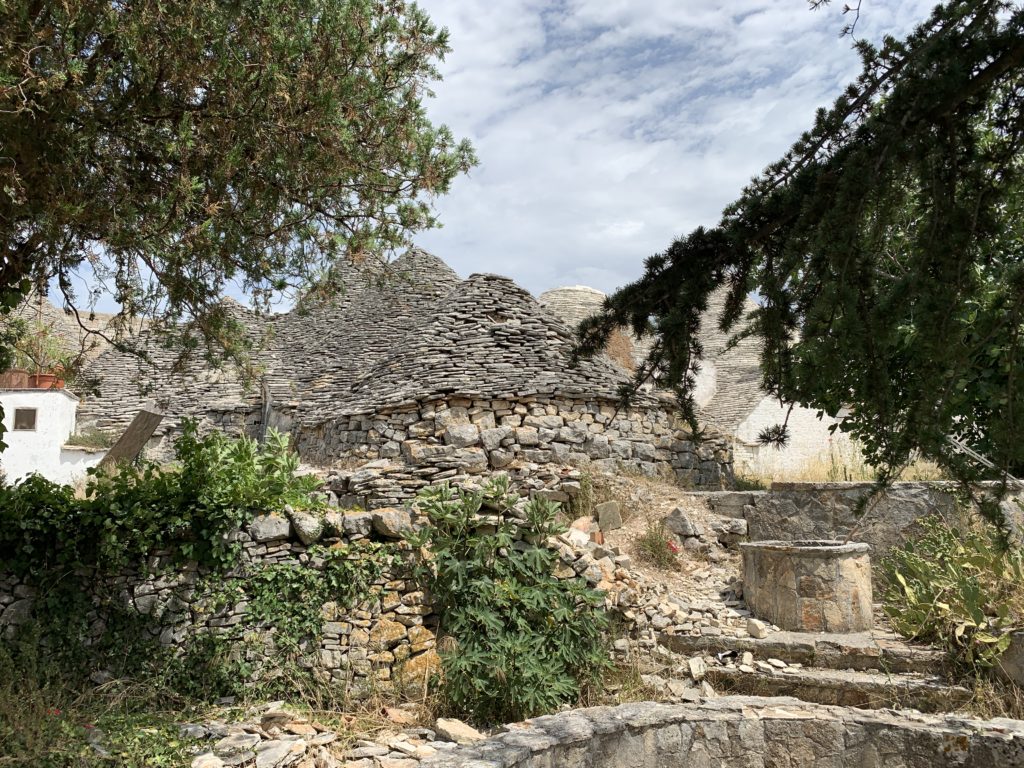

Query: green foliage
634,521,681,570
880,515,1024,676
407,476,610,725
0,0,477,448
577,1,1024,491
732,474,768,492
0,421,324,575
0,0,475,319
66,427,117,450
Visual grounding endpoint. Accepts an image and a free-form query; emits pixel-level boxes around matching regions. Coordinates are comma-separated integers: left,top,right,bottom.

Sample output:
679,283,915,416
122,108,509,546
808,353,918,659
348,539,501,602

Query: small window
13,408,37,431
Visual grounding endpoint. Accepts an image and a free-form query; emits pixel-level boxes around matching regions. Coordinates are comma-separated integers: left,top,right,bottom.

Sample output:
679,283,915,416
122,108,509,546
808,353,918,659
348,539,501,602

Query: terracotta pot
0,368,29,388
28,372,58,389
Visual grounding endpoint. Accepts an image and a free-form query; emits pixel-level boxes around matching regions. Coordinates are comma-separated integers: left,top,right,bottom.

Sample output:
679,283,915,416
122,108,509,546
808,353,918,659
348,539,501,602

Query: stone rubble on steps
182,650,732,768
304,461,779,646
554,503,778,643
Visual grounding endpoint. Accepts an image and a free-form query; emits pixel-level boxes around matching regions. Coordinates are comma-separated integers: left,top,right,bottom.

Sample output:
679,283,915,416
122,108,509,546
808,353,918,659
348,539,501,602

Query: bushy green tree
577,1,1024,494
0,0,475,446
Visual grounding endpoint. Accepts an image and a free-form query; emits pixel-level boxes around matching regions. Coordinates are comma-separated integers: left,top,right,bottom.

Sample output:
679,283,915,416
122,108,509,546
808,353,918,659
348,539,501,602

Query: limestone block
332,510,372,537
449,448,488,471
480,426,513,451
248,514,292,543
595,501,623,532
664,508,703,538
444,423,480,448
371,509,413,539
287,508,324,546
369,618,407,649
584,434,611,458
489,449,515,468
398,648,440,686
435,719,485,745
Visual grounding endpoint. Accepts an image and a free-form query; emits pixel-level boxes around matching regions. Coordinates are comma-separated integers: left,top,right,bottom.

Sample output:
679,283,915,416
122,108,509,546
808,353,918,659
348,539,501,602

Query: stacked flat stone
334,273,656,418
75,297,267,444
265,248,462,413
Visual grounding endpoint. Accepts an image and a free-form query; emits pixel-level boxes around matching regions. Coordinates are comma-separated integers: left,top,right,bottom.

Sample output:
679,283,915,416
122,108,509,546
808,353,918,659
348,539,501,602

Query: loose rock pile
186,703,477,768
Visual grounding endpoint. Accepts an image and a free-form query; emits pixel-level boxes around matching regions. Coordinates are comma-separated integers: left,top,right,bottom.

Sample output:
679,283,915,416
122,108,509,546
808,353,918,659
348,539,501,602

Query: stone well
420,697,1024,767
740,540,872,633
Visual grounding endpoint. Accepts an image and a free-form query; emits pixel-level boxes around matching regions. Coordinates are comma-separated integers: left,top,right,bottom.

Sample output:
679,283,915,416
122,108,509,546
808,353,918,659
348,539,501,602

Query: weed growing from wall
407,476,610,724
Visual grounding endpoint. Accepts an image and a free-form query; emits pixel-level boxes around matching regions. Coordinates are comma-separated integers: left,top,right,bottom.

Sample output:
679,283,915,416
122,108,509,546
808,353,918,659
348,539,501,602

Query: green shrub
880,515,1024,675
407,476,610,724
0,421,324,574
0,473,80,576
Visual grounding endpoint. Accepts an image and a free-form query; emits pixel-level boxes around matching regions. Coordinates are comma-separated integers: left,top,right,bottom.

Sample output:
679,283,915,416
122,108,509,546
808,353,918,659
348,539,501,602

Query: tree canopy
577,0,1024,487
0,0,475,448
0,0,474,340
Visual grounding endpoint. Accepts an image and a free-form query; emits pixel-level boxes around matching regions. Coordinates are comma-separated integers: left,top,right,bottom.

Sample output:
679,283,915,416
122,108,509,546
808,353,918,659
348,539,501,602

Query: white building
0,389,106,485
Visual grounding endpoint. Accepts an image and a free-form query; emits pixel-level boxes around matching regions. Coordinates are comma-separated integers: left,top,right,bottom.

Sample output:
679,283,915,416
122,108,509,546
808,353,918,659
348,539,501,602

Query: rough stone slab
658,630,943,674
249,514,292,543
707,667,973,713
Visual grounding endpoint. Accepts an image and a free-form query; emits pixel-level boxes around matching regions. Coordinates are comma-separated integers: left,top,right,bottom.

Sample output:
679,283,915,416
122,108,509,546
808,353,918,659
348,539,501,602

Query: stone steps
658,629,943,674
706,665,973,713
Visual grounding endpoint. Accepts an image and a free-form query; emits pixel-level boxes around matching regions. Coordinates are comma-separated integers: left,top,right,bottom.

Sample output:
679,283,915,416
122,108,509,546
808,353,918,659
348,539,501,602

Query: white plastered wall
0,390,105,485
692,359,717,409
733,396,858,479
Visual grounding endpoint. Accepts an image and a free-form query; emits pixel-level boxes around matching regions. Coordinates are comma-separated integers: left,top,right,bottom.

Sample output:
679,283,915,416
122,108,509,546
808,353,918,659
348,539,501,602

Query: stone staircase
657,627,972,713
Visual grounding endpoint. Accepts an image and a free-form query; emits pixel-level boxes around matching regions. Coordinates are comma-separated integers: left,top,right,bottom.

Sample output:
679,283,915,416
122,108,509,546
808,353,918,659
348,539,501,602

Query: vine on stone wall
0,424,394,702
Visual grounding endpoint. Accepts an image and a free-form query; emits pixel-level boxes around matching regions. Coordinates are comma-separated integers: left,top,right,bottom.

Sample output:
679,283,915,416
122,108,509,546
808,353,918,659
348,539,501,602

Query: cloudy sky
412,0,937,297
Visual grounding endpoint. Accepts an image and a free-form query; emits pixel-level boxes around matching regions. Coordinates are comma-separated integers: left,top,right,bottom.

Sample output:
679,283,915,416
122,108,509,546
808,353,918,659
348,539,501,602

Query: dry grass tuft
740,441,948,485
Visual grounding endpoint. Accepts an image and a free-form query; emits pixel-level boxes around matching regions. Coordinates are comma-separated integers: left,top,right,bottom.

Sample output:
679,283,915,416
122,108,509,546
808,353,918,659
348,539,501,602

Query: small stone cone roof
537,286,607,332
76,300,266,436
313,273,652,421
268,248,462,410
539,284,768,435
538,285,654,373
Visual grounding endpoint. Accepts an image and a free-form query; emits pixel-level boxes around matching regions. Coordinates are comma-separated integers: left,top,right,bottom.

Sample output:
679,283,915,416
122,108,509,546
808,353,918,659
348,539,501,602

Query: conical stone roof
76,300,267,436
265,248,462,407
313,273,653,421
696,287,766,433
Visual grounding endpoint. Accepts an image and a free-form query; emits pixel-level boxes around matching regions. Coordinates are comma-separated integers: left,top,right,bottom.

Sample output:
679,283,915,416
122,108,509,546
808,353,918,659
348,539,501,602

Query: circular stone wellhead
419,697,1024,767
739,540,873,633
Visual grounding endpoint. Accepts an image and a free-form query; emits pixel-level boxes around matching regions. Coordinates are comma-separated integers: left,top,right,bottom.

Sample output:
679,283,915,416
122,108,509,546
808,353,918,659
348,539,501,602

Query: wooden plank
97,407,164,469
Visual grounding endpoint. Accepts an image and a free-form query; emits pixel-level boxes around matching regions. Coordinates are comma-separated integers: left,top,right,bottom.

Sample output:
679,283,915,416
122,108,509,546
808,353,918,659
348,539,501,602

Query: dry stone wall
746,481,1024,552
295,395,734,494
0,509,440,693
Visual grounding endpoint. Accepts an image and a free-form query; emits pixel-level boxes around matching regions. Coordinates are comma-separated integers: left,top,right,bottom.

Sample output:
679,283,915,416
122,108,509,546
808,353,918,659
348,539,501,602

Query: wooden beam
97,407,164,469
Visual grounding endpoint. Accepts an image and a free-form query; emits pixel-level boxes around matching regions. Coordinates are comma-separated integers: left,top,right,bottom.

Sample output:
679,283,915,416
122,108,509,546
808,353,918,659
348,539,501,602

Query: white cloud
415,0,937,295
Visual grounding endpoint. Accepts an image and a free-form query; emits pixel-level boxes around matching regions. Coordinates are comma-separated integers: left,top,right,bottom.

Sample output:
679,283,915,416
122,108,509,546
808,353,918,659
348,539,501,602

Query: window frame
12,407,38,432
